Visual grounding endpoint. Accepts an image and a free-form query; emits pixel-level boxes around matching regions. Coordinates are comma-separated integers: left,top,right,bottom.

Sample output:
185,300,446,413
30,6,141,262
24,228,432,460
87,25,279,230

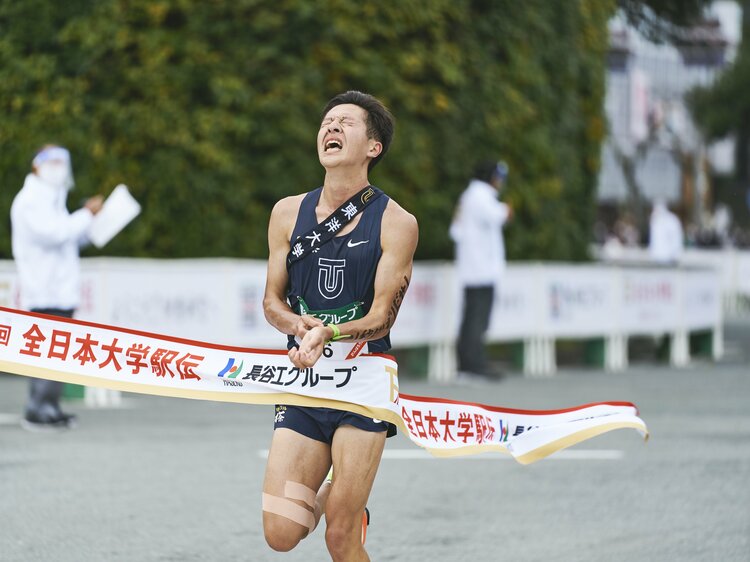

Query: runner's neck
322,171,370,210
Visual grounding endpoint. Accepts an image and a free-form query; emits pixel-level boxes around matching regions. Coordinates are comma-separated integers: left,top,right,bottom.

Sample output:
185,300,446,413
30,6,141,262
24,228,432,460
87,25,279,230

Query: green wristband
327,323,351,342
329,323,341,341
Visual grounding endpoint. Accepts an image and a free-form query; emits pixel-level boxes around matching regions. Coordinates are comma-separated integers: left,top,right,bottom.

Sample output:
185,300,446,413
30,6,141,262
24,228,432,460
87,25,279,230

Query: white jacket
450,179,510,287
649,204,684,264
11,173,93,310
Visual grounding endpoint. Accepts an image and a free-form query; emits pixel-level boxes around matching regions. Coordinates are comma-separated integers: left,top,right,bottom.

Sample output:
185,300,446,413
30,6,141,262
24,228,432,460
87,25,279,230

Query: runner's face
318,104,381,170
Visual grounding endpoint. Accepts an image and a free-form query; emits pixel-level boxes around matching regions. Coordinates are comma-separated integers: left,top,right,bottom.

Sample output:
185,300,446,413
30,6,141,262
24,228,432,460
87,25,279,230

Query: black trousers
456,286,494,375
25,308,75,420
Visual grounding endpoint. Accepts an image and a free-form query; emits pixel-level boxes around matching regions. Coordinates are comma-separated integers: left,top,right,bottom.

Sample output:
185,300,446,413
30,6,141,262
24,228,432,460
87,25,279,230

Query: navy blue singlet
286,186,391,353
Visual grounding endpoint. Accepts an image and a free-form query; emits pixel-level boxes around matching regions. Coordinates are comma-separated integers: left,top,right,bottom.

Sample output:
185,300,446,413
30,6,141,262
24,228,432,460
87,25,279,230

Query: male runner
262,91,418,561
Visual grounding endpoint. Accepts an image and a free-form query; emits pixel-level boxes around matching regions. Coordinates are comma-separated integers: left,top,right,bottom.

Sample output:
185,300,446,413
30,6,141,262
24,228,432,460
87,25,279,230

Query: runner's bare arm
263,195,325,339
342,201,418,341
291,201,418,367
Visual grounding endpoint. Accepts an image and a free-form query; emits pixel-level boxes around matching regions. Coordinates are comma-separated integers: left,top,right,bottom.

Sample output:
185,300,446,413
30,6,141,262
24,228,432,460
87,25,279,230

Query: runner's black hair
322,91,395,171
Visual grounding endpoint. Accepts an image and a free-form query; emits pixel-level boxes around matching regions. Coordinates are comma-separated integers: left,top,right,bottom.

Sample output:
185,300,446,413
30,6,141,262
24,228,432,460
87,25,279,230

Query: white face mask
36,162,71,188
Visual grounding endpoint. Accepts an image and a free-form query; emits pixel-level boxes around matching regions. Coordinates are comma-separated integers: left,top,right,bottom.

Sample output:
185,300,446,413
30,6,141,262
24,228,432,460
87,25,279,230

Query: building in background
596,1,742,247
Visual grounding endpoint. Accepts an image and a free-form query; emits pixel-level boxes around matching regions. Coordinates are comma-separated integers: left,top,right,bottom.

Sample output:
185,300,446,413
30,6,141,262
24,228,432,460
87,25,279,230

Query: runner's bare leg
314,473,333,524
262,428,331,552
324,425,386,562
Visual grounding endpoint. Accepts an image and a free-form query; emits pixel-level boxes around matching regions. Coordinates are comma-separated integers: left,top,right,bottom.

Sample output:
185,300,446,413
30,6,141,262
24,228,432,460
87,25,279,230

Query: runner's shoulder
383,198,418,234
270,193,307,227
382,199,418,253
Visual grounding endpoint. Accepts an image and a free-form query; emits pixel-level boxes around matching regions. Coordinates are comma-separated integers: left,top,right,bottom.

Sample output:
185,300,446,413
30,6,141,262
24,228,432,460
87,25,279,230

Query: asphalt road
1,328,749,561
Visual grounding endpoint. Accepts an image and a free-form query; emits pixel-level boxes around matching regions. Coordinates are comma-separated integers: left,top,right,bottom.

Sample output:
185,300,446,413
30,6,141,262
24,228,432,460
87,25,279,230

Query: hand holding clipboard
87,184,141,248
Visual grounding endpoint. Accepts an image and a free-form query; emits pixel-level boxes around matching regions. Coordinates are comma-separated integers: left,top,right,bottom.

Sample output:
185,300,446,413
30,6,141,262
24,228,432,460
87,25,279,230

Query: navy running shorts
274,405,397,444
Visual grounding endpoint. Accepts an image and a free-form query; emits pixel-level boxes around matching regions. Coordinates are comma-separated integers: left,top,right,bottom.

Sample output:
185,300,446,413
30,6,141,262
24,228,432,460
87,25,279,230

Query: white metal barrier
595,246,750,316
0,258,723,382
419,262,722,379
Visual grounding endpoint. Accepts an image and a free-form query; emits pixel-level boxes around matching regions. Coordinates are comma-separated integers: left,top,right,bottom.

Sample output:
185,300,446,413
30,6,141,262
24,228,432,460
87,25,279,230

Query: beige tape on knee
262,481,317,532
283,481,317,508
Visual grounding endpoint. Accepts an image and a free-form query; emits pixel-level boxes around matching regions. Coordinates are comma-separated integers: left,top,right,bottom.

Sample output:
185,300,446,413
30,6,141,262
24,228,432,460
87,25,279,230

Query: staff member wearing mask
11,145,103,430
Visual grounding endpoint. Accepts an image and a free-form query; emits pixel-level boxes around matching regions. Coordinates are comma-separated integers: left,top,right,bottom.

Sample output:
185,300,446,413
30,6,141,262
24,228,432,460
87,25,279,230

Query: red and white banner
0,307,648,464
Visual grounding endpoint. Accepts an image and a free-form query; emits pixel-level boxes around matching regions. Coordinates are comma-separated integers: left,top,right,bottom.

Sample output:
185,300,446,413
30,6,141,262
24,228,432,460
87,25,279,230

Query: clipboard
88,184,141,248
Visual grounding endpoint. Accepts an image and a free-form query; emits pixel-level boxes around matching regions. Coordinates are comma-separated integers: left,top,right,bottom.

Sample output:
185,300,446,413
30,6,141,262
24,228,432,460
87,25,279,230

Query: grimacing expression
317,104,382,170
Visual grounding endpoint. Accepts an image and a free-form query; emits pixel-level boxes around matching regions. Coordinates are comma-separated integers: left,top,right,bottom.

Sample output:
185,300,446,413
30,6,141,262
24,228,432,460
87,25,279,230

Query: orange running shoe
361,507,370,545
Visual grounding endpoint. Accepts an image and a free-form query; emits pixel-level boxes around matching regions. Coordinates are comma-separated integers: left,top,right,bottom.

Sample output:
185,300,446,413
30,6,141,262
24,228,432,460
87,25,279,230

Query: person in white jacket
648,200,683,264
450,161,511,379
11,145,103,430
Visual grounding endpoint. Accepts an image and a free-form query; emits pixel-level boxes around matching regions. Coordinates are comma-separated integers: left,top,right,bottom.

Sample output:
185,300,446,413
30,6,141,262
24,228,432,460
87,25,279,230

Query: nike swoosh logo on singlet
347,240,369,248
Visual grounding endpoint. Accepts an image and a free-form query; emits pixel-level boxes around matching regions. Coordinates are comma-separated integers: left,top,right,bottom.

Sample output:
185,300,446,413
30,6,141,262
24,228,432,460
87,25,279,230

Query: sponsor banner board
542,266,616,337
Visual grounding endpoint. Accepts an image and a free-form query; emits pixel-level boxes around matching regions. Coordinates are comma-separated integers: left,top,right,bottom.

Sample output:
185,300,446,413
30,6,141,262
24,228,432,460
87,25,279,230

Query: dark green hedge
0,0,614,261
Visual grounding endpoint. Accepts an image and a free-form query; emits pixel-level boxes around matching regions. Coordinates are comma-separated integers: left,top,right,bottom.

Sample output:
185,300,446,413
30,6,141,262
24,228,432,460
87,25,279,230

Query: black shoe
457,368,505,383
57,412,78,428
21,412,75,432
456,371,492,384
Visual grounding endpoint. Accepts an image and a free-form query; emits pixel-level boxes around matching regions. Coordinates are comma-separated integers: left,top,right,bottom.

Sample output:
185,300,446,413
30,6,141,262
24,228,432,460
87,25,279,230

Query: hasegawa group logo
217,357,244,378
497,419,510,443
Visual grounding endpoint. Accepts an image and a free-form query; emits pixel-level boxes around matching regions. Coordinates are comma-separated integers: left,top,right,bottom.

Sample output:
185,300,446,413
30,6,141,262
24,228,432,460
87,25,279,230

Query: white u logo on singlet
317,258,346,300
